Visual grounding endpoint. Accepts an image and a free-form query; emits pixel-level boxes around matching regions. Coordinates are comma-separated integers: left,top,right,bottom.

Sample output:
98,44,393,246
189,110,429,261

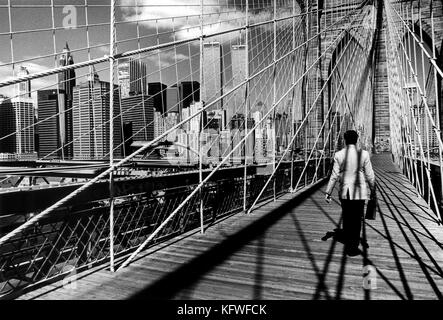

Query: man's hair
344,130,358,145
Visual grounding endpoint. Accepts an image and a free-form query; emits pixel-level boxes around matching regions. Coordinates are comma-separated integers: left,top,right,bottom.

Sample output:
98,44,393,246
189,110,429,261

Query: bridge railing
0,0,375,298
0,158,328,298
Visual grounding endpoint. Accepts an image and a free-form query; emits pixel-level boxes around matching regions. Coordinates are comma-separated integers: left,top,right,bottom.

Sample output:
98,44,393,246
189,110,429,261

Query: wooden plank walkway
19,154,443,300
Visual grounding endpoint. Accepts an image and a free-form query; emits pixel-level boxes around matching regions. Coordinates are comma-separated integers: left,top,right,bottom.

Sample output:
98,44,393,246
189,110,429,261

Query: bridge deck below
20,154,443,300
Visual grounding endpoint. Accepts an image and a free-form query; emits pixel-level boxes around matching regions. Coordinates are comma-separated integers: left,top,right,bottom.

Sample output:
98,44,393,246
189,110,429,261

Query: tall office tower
266,117,275,160
189,101,204,133
59,43,76,99
178,81,200,112
147,82,167,113
274,113,282,153
72,71,122,160
245,117,255,164
164,112,179,141
230,114,245,164
153,111,165,140
188,132,199,163
5,66,36,159
120,95,154,142
120,95,154,156
37,89,69,159
58,42,76,158
255,131,267,163
280,112,289,152
230,128,242,165
166,86,179,113
204,128,220,164
231,45,247,110
219,130,231,161
0,95,35,159
16,66,31,98
118,58,147,98
202,42,223,112
293,119,304,156
0,95,14,154
206,110,223,132
118,62,130,98
252,111,267,163
176,130,189,163
205,111,222,162
200,131,210,163
181,107,191,131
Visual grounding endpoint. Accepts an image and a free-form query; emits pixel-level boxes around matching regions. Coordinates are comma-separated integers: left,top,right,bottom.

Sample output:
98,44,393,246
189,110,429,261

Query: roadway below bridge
19,154,443,300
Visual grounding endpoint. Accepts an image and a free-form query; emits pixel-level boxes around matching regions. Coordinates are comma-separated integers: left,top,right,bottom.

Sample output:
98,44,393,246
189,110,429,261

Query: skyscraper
0,95,15,154
0,95,35,158
202,42,223,112
58,42,76,158
178,81,200,112
118,58,147,98
230,114,244,164
231,45,247,112
16,66,31,98
59,43,76,100
245,117,255,164
0,66,36,159
147,82,167,113
189,101,204,133
252,111,267,163
37,89,68,159
72,70,122,160
154,111,165,140
266,117,275,160
120,95,155,155
166,86,179,113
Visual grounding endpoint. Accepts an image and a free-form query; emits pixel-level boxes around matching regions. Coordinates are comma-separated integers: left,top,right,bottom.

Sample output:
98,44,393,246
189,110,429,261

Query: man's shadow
321,227,369,249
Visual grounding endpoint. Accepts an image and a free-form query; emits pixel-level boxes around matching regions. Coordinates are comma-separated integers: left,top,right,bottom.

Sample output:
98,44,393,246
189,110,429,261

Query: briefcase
365,193,377,220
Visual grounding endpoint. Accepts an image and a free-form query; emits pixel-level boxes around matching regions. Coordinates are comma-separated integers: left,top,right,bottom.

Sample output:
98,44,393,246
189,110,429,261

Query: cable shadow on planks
125,182,326,300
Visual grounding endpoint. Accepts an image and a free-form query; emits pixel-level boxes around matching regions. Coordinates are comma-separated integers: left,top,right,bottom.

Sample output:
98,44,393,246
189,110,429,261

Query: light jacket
325,145,375,200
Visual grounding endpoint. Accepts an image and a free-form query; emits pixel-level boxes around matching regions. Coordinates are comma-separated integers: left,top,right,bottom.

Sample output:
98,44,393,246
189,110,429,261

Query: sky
0,0,305,115
1,0,431,120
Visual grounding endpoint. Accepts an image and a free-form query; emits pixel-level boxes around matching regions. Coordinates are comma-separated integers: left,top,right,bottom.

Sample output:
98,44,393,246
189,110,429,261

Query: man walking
325,130,376,256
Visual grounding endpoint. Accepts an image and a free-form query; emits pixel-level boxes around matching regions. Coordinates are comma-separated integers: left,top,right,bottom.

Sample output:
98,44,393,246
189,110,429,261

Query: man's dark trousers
340,199,365,250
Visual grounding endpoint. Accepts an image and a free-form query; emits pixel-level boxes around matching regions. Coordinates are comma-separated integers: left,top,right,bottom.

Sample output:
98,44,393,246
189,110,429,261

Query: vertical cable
109,0,116,272
243,0,249,211
272,0,277,200
199,0,204,233
430,0,443,207
290,0,296,193
50,0,64,160
418,0,431,203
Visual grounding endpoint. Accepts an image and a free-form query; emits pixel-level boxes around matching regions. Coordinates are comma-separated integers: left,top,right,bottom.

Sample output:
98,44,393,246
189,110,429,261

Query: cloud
0,62,55,106
144,49,189,68
118,0,299,44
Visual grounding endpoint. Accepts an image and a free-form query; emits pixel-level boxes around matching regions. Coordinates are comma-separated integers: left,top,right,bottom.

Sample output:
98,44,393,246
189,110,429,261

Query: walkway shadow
126,182,325,299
